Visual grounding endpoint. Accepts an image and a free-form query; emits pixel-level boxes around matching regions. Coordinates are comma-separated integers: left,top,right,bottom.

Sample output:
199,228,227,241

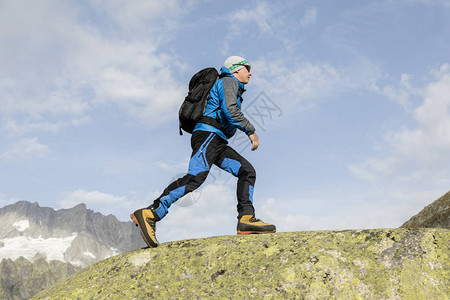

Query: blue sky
1,0,449,243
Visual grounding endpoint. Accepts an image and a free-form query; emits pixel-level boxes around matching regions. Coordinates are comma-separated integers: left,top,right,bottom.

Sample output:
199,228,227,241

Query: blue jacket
193,67,256,141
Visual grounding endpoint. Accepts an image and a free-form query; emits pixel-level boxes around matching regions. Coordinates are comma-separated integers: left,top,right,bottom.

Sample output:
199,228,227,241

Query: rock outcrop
0,201,146,300
0,201,146,266
401,190,450,229
0,257,81,300
34,228,449,299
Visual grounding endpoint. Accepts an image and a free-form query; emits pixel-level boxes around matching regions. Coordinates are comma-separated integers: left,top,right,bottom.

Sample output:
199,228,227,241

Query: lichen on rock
33,228,449,299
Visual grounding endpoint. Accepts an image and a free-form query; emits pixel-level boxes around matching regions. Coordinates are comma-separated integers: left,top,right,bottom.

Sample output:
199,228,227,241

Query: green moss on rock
33,229,449,299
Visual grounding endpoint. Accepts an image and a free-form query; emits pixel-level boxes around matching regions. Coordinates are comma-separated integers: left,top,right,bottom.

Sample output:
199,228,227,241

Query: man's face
233,65,252,84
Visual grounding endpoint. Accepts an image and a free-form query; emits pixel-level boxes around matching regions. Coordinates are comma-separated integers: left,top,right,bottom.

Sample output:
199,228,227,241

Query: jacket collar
220,67,246,90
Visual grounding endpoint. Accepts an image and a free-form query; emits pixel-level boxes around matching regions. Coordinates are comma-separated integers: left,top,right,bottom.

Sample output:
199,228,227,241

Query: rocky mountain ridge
0,201,145,300
33,228,449,299
0,201,145,267
401,190,449,229
0,256,81,300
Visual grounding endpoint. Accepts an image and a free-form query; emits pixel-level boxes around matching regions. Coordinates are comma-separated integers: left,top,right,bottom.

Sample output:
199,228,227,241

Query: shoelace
146,218,157,235
249,216,262,223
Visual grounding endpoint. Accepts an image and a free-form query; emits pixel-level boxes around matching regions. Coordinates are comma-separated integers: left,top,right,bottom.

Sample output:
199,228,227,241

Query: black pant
152,131,256,220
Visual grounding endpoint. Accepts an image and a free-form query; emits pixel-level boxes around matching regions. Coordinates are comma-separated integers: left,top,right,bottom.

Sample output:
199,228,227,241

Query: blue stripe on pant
154,185,186,219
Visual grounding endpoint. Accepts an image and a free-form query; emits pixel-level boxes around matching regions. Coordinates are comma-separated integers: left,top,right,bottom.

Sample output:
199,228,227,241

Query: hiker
131,56,276,247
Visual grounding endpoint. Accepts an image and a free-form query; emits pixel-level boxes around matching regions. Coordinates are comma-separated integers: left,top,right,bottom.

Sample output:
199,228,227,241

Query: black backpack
179,67,219,135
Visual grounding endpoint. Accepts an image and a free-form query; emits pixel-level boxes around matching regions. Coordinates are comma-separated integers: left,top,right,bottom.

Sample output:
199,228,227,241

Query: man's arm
220,77,256,135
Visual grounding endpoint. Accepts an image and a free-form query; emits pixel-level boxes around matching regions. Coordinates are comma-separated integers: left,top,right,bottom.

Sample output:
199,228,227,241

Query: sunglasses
233,64,251,72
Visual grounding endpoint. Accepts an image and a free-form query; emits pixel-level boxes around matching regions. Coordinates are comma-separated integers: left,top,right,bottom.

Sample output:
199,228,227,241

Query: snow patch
83,251,96,259
110,247,120,256
104,247,120,259
13,220,30,232
0,234,77,263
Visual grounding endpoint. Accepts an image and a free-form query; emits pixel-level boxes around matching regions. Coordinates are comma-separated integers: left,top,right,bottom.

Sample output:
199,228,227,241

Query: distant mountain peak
0,200,145,267
65,202,88,210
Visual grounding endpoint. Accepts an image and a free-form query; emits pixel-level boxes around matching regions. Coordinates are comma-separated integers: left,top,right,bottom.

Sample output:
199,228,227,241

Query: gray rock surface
401,190,450,229
0,257,81,300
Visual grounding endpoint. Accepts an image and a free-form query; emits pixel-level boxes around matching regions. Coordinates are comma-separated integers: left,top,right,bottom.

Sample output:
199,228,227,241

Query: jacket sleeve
220,77,256,135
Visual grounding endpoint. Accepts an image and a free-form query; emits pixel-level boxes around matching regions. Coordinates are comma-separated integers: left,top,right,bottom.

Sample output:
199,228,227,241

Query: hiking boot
130,208,159,248
237,215,276,235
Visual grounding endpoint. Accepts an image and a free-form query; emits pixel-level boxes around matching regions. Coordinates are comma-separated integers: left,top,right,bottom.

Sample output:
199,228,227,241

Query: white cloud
223,2,291,54
349,64,450,183
372,73,420,110
91,0,185,32
229,2,274,35
60,189,126,209
2,137,49,161
348,157,398,182
94,63,184,125
2,116,90,137
223,3,320,54
300,8,318,28
0,0,186,140
252,59,340,113
155,160,189,172
59,189,147,220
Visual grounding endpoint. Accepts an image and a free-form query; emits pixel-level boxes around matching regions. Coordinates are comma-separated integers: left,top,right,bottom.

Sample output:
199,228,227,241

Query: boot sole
237,230,276,235
130,213,158,248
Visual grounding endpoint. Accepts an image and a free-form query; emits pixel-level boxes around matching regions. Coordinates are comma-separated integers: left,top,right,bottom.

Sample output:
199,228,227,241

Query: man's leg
151,131,225,220
216,146,276,234
150,132,219,219
132,131,224,247
151,173,208,220
216,146,256,217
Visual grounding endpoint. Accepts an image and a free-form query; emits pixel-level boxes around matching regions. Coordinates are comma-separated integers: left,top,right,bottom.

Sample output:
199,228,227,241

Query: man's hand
249,133,259,151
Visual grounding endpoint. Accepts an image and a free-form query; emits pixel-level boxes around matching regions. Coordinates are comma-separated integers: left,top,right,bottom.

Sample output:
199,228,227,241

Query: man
131,56,276,248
